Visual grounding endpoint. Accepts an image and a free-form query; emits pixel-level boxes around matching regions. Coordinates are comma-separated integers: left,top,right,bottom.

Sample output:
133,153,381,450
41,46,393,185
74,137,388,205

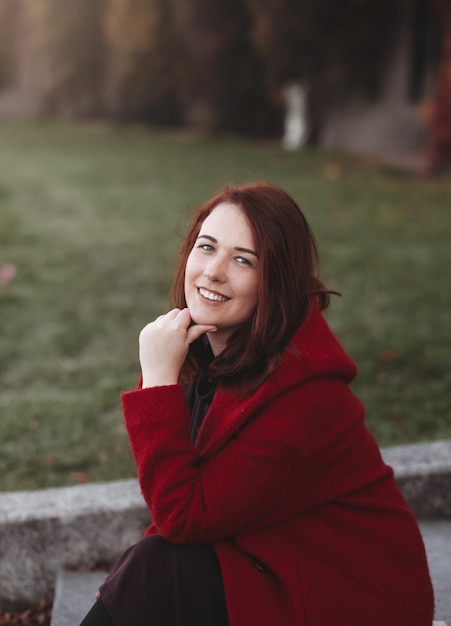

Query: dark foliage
0,1,19,90
106,0,185,125
175,0,282,135
0,0,421,136
32,0,108,117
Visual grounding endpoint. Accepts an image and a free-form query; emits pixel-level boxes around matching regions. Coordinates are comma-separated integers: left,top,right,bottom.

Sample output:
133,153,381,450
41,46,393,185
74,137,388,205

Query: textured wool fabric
121,300,434,626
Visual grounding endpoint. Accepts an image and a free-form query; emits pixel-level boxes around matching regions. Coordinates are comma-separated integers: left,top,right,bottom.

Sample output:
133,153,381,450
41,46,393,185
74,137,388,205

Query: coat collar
195,301,357,459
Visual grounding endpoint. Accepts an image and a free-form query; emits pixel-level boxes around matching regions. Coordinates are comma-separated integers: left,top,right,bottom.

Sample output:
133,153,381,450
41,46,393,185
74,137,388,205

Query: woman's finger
187,324,217,344
165,308,181,319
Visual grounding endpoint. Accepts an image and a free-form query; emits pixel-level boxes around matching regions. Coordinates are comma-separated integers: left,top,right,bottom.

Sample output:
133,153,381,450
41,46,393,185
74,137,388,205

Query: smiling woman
80,183,434,626
184,202,259,356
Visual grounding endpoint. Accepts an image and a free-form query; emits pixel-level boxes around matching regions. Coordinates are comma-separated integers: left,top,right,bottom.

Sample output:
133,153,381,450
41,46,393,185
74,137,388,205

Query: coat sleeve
121,379,385,544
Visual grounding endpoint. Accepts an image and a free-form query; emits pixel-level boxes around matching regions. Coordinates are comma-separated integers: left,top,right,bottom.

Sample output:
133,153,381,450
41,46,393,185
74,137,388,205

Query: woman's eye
198,244,214,252
236,256,252,266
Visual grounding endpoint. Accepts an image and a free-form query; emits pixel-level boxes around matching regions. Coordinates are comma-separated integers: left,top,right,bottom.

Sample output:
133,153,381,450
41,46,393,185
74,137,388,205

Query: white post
281,82,309,150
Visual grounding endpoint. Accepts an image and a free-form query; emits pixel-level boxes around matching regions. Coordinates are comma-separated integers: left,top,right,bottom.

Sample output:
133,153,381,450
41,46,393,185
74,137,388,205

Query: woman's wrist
141,370,179,388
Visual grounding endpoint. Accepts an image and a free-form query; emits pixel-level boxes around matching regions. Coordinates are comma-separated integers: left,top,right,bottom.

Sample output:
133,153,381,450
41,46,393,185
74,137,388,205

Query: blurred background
0,0,450,492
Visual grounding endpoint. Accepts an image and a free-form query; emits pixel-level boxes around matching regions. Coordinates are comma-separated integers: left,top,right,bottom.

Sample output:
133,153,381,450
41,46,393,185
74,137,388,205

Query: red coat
122,302,434,626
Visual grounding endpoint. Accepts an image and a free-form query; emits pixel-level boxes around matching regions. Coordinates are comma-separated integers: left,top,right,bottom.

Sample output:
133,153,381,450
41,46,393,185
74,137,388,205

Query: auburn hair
169,182,335,391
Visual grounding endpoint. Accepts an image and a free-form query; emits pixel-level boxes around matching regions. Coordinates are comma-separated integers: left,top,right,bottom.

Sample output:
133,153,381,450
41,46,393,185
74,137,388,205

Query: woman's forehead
198,203,255,247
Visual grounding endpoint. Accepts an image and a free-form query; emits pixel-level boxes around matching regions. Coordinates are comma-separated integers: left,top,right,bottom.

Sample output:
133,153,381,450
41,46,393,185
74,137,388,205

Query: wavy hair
170,182,335,390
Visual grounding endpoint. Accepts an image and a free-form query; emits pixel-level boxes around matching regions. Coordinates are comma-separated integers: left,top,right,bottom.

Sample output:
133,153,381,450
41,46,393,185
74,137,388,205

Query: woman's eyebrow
235,246,258,257
197,234,257,257
197,234,217,243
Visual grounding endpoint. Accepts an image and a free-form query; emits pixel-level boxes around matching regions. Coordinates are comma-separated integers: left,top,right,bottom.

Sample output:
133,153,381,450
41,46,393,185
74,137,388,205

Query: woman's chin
187,305,212,327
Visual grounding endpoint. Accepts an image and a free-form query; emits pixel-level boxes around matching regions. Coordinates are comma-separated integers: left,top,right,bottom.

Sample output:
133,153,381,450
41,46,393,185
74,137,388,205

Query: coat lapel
194,310,312,459
194,353,299,459
195,385,261,458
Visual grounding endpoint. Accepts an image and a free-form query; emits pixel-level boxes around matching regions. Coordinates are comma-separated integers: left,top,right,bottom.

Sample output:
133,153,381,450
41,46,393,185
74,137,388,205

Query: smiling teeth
199,288,228,302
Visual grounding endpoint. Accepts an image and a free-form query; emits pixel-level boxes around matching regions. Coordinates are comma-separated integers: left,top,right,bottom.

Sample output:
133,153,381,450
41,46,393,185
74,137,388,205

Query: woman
81,182,434,626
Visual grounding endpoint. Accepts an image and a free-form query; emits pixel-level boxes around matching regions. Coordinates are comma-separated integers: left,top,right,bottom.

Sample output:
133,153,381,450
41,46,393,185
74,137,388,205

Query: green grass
1,120,450,491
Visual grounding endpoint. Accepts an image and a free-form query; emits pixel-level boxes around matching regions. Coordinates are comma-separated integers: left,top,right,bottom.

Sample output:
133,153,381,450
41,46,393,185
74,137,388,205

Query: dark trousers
80,535,229,626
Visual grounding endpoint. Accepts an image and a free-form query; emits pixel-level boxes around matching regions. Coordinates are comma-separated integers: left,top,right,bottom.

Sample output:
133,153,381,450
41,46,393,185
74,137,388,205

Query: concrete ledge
382,440,451,518
0,480,150,610
1,439,450,610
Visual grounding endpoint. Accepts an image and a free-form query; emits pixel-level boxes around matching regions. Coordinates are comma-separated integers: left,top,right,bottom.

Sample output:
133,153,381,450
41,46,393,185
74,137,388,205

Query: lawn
0,120,450,492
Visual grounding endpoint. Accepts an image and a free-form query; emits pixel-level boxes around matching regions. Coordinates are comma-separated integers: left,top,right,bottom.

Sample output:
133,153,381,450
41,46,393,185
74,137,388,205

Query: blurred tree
105,0,184,125
426,0,451,170
4,0,409,140
0,0,19,91
246,0,402,143
173,0,282,135
30,0,108,116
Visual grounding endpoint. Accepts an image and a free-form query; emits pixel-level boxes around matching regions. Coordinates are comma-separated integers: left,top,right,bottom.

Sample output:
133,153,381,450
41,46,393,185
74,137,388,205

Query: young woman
81,182,434,626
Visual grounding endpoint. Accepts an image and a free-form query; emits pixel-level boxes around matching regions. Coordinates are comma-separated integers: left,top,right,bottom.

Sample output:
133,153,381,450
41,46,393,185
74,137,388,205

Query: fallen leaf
324,162,343,181
70,471,88,483
381,350,397,361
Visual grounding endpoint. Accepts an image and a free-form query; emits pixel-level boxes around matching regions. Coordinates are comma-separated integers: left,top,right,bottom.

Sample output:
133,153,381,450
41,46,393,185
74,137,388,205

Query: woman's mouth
198,287,230,302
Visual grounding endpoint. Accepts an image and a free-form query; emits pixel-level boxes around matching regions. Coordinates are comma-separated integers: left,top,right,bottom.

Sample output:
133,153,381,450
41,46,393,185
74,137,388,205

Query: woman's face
184,202,259,355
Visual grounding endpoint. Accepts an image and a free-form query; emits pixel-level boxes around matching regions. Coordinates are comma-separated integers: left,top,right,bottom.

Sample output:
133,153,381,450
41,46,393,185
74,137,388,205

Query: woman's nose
203,256,226,282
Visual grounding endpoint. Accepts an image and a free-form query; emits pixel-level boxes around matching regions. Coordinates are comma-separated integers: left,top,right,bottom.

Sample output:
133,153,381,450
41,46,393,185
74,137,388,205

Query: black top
185,376,216,444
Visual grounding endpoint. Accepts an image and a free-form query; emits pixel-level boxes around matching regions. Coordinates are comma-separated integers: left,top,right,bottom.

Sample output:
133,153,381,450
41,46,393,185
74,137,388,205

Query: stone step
50,570,108,626
418,520,451,625
50,522,451,625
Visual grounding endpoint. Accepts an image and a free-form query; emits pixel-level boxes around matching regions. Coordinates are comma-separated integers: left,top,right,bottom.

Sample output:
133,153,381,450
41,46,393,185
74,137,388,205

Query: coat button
252,558,269,573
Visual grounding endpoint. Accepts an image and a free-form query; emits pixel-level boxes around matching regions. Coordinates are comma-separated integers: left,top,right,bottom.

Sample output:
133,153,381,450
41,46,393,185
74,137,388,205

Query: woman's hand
139,308,216,388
